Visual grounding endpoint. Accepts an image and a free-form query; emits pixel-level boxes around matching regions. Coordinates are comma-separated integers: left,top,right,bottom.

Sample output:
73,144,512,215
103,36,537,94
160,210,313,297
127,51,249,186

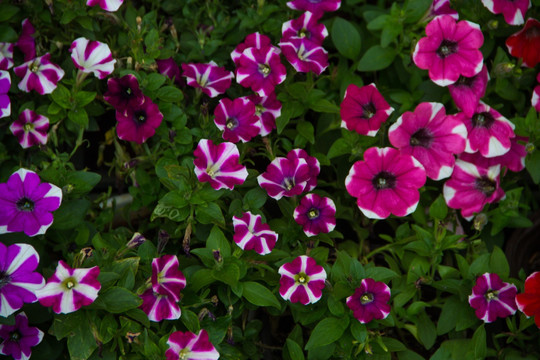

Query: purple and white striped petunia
232,211,278,255
413,15,484,87
0,169,62,237
16,19,35,63
448,65,489,118
166,329,220,360
294,194,336,237
214,97,260,143
287,149,320,192
257,156,311,200
70,37,116,79
286,0,341,15
0,243,45,317
345,147,426,219
115,96,163,144
182,61,234,98
236,46,287,97
278,255,327,305
0,43,14,70
193,139,248,190
480,0,530,25
0,70,11,119
388,102,468,180
151,255,186,302
86,0,124,12
533,73,540,112
469,273,517,323
281,11,329,46
14,53,65,95
9,110,49,149
279,38,328,75
340,83,394,137
246,93,281,136
347,278,391,324
103,74,145,113
231,32,279,66
0,312,43,360
139,288,181,322
428,0,459,20
36,260,101,314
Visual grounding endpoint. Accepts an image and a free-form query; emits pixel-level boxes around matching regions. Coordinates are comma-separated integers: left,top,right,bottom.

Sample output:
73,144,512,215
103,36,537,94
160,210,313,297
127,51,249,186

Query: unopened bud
183,223,192,256
473,213,488,231
127,232,147,248
213,250,222,263
494,62,515,77
526,142,535,153
487,20,498,30
157,229,169,254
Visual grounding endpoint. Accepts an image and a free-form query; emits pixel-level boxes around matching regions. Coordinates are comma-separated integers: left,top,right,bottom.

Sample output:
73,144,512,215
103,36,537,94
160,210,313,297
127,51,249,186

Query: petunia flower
151,255,186,302
0,168,62,237
345,147,426,219
13,53,65,95
293,194,336,237
278,255,327,305
70,37,116,79
236,46,287,97
213,97,260,143
448,65,489,117
86,0,124,12
156,57,183,85
340,83,394,137
232,211,279,255
427,0,459,20
480,0,531,26
0,70,11,119
0,43,14,70
286,0,341,15
231,32,279,66
0,312,43,360
9,110,49,149
16,19,35,63
103,74,145,113
246,93,281,136
139,288,181,322
182,61,234,98
287,149,320,192
115,95,163,144
346,278,391,324
388,102,467,180
533,73,540,112
469,273,517,323
413,15,484,86
0,243,45,317
281,11,329,46
516,271,540,328
506,18,540,68
193,139,248,190
36,260,101,314
166,329,220,360
279,37,328,75
257,156,310,200
461,136,528,173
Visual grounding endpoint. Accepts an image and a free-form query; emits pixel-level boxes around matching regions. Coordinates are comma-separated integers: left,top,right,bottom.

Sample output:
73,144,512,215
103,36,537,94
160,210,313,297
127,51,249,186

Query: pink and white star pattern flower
257,156,311,200
480,0,530,26
182,61,234,98
293,194,336,237
428,0,459,20
151,255,186,302
166,330,219,360
86,0,124,12
70,37,116,79
14,53,65,95
214,97,260,143
278,255,327,305
0,43,14,70
281,11,329,46
10,110,49,149
0,70,10,119
279,37,328,75
233,212,279,255
246,93,281,136
236,46,287,97
287,149,320,192
231,32,279,66
139,288,181,322
469,273,517,322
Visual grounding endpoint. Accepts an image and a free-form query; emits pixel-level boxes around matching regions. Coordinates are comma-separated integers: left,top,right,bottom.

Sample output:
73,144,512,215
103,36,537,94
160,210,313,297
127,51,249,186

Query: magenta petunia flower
0,312,43,360
246,93,281,136
231,32,279,66
257,156,311,200
345,147,426,219
413,15,484,86
506,18,540,68
36,260,101,314
70,37,116,79
193,139,248,190
10,110,49,149
346,278,391,324
0,243,45,317
151,255,186,302
0,70,11,119
232,211,279,255
278,255,327,305
293,194,336,237
533,73,540,112
469,273,517,323
480,0,530,25
0,168,62,237
448,65,489,117
214,97,260,143
516,272,540,328
182,61,234,98
14,53,65,95
428,0,459,20
281,11,329,46
461,136,528,173
279,37,328,75
115,96,163,144
16,19,35,63
140,288,181,322
388,102,467,180
286,0,341,15
166,330,220,360
340,83,394,137
0,43,14,70
156,57,183,85
86,0,124,12
103,74,144,112
287,149,320,192
236,46,287,97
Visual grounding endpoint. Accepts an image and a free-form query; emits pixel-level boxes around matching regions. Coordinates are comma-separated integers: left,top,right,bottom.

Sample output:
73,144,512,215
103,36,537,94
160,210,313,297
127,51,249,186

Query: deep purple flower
448,65,489,117
279,38,328,75
0,243,45,317
232,212,278,255
156,57,183,85
16,19,35,63
236,46,287,97
14,53,65,95
10,110,49,149
103,74,145,112
182,61,234,98
480,0,530,25
86,0,124,12
0,70,10,119
294,194,336,237
278,255,327,305
0,169,62,237
0,312,43,360
115,95,163,144
286,0,341,15
214,97,260,143
151,255,186,302
257,156,311,200
70,37,116,79
36,260,101,314
140,288,180,322
166,330,220,360
347,278,391,324
281,11,329,46
231,32,279,66
469,273,517,323
246,93,281,136
428,0,459,20
287,149,320,192
0,43,14,70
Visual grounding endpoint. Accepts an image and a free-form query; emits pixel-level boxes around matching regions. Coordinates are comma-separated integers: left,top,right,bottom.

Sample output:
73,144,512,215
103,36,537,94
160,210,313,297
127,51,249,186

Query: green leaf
243,187,267,210
67,312,98,360
0,4,20,22
74,91,96,107
242,281,281,308
357,46,397,72
286,338,305,360
525,148,540,184
490,246,510,279
66,171,101,195
304,317,349,350
207,226,231,257
157,85,184,102
145,73,166,91
473,324,486,359
51,84,72,109
297,120,315,144
327,138,350,159
365,267,398,282
195,202,224,225
332,17,362,60
417,311,436,349
92,286,142,313
68,108,89,127
181,309,200,333
51,199,91,230
350,321,367,342
429,195,448,220
212,261,240,286
190,269,216,292
309,99,340,114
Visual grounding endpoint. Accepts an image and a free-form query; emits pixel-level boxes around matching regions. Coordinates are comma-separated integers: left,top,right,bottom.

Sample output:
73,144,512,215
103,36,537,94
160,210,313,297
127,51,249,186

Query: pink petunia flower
340,83,394,137
70,37,116,79
166,330,220,360
279,37,328,75
346,278,391,324
469,273,517,323
287,149,320,192
0,70,11,119
156,57,183,85
533,73,540,112
427,0,459,20
413,15,484,86
236,46,287,97
0,312,43,360
286,0,341,15
182,61,234,98
461,136,528,173
388,102,467,180
231,33,279,66
14,53,65,95
115,96,163,144
293,194,336,237
480,0,531,26
103,74,145,113
506,18,540,68
151,255,186,302
345,147,426,219
448,65,489,117
213,97,260,143
193,139,248,190
246,93,281,136
36,260,101,314
10,109,49,149
0,43,14,70
516,271,540,328
140,288,181,322
281,11,329,46
86,0,124,12
278,255,327,305
232,211,279,255
16,19,35,63
257,156,311,200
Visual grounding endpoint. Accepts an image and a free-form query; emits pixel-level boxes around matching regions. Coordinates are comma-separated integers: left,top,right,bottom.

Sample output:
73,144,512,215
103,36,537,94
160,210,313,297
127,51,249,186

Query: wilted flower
10,109,49,149
14,53,65,95
347,278,391,323
480,0,530,25
166,330,219,360
0,70,10,119
294,194,336,237
279,38,328,75
516,271,540,328
232,212,278,255
236,46,286,97
506,18,540,68
281,11,328,46
182,61,234,97
115,96,163,144
286,0,341,15
151,255,186,302
86,0,124,12
246,93,281,136
70,37,116,79
213,97,260,143
278,255,327,305
257,156,310,200
0,43,14,70
16,19,35,63
469,273,517,322
0,312,43,360
103,74,145,112
448,65,489,117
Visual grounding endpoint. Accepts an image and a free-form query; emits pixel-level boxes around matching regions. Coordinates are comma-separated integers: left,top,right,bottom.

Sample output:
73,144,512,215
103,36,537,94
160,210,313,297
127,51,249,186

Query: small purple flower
16,19,35,63
115,96,163,144
278,255,327,305
9,110,49,149
0,70,11,119
236,46,287,97
0,312,43,360
246,93,281,136
140,289,180,322
279,38,328,75
232,212,278,255
294,194,336,237
480,0,530,25
0,243,45,317
281,11,328,46
86,0,124,12
166,330,220,360
231,32,279,66
14,53,65,95
0,43,14,70
0,169,62,237
469,273,517,323
182,61,234,98
151,255,186,302
347,278,391,324
286,0,341,15
103,74,145,113
70,37,116,79
36,260,101,314
156,57,182,85
287,149,320,192
448,65,489,117
214,97,260,143
257,156,311,200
